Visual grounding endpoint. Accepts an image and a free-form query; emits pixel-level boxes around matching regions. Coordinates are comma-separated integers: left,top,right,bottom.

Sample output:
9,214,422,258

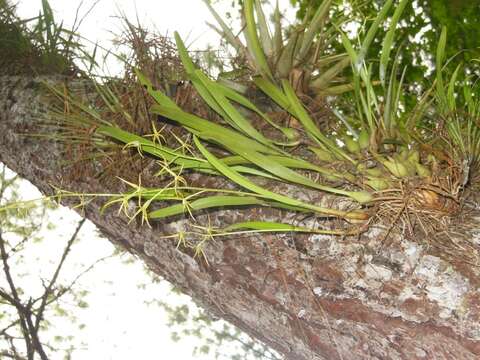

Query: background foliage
291,0,480,83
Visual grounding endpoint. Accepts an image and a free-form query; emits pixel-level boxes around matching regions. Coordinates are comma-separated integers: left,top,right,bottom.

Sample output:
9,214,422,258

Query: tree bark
1,75,480,360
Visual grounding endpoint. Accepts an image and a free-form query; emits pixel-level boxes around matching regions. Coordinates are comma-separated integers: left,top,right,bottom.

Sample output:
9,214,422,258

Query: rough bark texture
2,76,480,359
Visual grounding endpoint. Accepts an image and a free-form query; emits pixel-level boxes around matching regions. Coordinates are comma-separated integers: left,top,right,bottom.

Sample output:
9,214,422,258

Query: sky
8,0,293,359
16,0,294,75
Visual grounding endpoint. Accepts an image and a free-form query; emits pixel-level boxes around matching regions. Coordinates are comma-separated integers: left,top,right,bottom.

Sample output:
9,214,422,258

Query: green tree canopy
291,0,480,86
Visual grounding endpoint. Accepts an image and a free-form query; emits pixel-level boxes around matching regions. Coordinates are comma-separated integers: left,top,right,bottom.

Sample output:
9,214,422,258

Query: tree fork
1,75,480,359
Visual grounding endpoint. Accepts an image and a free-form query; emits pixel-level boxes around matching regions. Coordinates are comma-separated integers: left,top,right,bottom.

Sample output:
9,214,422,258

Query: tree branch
34,218,86,333
1,75,480,359
0,232,34,360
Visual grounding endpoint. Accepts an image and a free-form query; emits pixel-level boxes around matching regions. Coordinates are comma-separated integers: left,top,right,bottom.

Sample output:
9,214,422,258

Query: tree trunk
1,75,480,360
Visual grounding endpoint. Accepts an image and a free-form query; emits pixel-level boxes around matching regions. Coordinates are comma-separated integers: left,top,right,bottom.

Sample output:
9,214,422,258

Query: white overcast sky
11,0,293,359
17,0,295,75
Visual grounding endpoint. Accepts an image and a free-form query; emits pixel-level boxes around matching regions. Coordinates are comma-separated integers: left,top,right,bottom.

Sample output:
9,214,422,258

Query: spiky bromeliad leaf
201,0,355,94
272,0,283,59
244,0,274,79
201,0,244,52
310,56,350,91
254,0,273,57
296,0,332,63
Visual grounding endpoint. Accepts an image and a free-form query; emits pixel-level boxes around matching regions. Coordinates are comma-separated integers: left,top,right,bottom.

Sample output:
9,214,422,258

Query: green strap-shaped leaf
338,27,358,65
253,76,290,110
149,195,265,219
380,0,409,86
135,69,178,109
151,104,280,155
213,77,290,135
174,33,229,119
193,70,277,148
230,166,280,180
281,80,354,163
383,48,404,132
198,129,360,197
193,136,369,219
220,155,347,179
96,125,210,170
447,63,462,112
436,27,448,112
